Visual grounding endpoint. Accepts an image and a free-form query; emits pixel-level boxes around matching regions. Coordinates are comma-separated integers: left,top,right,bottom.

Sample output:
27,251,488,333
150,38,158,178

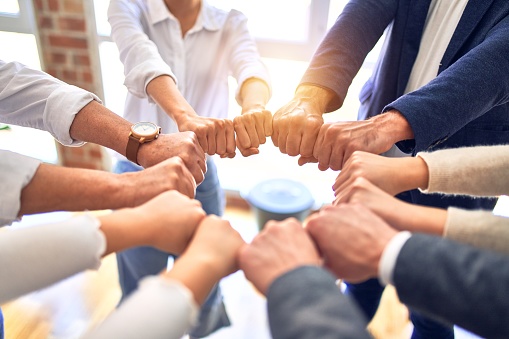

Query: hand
181,216,245,278
233,108,273,157
162,215,245,305
299,111,414,171
306,204,397,283
122,157,196,205
334,177,413,230
137,132,207,185
178,115,236,158
335,177,447,235
333,151,429,196
133,191,206,254
238,218,321,295
271,98,324,158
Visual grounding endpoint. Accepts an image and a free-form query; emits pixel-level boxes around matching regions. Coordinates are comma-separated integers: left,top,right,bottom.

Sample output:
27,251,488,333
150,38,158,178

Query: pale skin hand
238,218,322,295
301,110,415,171
306,204,398,283
68,100,206,185
333,151,429,196
163,216,245,305
334,177,447,235
233,78,272,157
18,157,196,218
99,190,206,256
271,85,333,157
147,75,236,158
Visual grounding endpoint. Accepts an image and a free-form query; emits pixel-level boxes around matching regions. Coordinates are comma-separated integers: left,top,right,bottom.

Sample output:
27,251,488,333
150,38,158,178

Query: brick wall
33,0,108,170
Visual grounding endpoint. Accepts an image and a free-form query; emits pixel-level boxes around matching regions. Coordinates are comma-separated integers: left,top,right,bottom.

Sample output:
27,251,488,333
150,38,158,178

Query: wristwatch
126,122,161,165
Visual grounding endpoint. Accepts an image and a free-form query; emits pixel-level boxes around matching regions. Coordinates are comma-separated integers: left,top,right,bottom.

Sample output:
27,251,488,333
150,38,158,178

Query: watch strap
126,133,141,165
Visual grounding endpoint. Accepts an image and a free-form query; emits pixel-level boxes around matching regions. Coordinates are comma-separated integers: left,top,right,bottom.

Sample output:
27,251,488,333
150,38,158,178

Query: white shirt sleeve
0,60,101,146
0,214,105,304
107,0,177,101
379,231,412,286
84,276,199,339
0,150,41,226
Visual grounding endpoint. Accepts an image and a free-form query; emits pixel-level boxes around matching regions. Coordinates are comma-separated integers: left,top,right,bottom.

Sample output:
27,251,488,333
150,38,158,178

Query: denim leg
0,308,4,339
344,279,384,321
114,158,229,337
410,310,454,339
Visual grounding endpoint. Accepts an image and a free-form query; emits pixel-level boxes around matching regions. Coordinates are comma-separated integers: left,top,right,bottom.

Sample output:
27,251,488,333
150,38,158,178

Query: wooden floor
2,207,413,339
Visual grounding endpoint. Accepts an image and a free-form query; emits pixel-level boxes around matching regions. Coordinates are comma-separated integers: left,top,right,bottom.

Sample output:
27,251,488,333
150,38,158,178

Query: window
0,0,58,164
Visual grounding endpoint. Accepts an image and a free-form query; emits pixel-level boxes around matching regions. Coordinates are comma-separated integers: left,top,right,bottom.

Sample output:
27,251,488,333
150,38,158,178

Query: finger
239,147,259,157
286,127,302,157
313,125,326,161
278,126,289,154
234,118,252,150
245,118,260,149
300,127,320,158
318,144,332,171
196,131,209,157
253,113,266,144
207,127,217,155
298,156,318,166
329,146,344,171
225,120,236,155
263,110,273,137
215,122,227,156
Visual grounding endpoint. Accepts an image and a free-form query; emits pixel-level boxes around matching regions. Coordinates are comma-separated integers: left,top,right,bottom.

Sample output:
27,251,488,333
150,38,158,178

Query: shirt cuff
379,231,412,286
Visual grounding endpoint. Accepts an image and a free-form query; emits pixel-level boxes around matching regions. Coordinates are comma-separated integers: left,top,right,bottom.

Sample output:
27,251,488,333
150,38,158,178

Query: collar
147,0,228,32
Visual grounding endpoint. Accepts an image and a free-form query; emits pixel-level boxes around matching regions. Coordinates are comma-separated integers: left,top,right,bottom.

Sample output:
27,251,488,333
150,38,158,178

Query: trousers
114,157,229,337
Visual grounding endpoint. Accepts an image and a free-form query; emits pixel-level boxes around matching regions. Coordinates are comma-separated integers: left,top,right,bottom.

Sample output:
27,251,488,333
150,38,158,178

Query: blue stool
246,178,315,230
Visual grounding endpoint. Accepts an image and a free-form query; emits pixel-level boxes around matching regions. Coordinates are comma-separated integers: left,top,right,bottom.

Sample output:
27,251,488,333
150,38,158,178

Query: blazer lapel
441,0,494,68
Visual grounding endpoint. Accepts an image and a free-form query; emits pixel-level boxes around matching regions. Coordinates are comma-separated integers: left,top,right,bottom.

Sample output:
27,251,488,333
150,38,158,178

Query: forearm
146,75,197,125
239,78,270,113
69,100,131,156
395,203,447,236
294,84,337,114
18,163,138,217
163,254,223,305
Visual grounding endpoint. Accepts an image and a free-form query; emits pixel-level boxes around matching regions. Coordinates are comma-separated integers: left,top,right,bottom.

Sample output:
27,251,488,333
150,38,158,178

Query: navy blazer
301,0,509,210
301,0,509,153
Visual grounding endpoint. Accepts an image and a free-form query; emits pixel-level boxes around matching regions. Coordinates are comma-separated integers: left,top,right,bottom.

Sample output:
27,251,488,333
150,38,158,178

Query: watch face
132,122,158,137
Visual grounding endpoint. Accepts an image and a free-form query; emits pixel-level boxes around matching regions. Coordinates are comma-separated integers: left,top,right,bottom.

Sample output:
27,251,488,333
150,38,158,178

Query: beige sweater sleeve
445,207,509,255
417,145,509,196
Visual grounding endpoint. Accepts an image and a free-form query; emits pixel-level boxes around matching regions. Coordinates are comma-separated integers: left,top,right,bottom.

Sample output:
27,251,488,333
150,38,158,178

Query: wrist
295,84,335,114
375,110,414,144
399,157,429,192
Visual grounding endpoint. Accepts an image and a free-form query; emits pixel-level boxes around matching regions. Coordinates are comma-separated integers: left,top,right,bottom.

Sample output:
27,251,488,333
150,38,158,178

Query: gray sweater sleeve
417,145,509,197
0,215,105,303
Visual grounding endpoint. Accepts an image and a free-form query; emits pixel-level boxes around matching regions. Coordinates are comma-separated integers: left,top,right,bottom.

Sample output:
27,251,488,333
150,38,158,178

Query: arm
387,16,509,153
84,216,244,339
0,190,205,304
18,156,196,218
394,234,509,338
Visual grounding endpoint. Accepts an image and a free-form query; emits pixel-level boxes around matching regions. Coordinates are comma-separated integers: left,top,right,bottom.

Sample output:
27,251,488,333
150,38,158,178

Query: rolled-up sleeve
226,10,271,105
0,60,100,146
108,0,176,101
0,151,41,225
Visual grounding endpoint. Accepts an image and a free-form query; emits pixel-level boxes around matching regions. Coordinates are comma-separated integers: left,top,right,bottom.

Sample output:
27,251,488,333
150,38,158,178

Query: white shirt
0,60,100,146
405,0,469,93
107,0,271,139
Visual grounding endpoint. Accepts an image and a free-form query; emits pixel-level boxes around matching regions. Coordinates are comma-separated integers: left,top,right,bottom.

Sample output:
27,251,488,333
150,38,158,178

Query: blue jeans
0,308,4,339
114,158,228,337
346,190,497,339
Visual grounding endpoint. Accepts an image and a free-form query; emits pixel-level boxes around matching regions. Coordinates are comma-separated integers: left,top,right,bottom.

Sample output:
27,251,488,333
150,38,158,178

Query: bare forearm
163,255,222,305
146,75,197,125
240,78,270,113
295,84,336,114
69,100,131,156
396,204,447,236
375,109,415,144
18,163,133,216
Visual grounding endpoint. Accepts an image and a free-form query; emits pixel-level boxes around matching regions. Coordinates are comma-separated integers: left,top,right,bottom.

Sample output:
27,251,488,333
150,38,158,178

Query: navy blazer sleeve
300,0,397,112
267,266,371,339
394,234,509,338
388,14,509,153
